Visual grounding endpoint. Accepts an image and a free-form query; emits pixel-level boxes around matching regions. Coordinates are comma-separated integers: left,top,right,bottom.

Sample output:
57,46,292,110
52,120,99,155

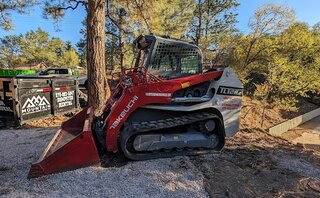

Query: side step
28,107,100,178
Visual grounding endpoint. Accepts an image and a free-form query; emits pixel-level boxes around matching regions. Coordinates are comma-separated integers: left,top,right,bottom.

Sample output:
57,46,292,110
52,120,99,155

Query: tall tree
86,0,109,114
101,0,196,72
44,0,109,115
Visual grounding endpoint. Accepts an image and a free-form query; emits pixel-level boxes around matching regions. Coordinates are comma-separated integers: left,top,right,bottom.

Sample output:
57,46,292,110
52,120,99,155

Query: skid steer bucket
28,107,100,178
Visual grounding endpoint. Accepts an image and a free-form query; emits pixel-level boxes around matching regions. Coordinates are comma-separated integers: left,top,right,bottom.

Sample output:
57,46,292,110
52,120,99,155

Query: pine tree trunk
87,0,110,116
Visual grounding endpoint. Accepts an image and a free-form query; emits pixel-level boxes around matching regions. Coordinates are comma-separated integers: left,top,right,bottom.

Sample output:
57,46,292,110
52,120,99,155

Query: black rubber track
120,112,225,160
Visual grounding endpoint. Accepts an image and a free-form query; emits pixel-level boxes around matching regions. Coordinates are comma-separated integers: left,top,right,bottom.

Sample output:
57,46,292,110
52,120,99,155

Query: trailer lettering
0,101,13,112
109,95,138,129
56,91,74,108
21,95,51,115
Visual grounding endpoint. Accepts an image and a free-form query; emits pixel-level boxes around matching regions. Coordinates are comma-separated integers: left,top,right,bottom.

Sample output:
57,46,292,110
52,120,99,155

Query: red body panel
105,70,223,151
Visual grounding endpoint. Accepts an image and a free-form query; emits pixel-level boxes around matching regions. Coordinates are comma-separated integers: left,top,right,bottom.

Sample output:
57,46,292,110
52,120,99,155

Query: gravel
1,125,319,197
274,154,320,180
0,128,208,198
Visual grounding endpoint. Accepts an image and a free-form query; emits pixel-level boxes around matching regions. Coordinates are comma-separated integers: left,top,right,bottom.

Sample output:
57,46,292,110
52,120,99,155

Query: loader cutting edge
28,107,100,178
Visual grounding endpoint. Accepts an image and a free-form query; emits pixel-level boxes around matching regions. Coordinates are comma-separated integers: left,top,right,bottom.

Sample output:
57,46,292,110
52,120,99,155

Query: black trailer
0,77,79,126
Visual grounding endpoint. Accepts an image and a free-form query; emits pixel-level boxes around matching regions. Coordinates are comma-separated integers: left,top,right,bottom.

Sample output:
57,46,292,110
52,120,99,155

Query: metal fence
0,77,79,126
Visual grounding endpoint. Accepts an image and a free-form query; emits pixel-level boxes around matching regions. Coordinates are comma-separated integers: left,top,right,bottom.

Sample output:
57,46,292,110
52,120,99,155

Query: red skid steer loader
28,35,243,178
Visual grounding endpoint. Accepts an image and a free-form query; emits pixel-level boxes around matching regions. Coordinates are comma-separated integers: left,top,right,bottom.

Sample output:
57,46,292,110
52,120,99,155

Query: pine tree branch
132,0,151,33
56,1,86,11
106,31,120,38
0,9,11,28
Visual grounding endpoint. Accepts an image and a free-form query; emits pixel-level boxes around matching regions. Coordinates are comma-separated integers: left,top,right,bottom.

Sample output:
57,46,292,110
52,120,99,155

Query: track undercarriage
121,112,225,160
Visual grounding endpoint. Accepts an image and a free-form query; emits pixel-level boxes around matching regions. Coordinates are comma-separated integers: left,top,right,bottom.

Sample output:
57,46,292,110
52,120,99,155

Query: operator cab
134,35,203,80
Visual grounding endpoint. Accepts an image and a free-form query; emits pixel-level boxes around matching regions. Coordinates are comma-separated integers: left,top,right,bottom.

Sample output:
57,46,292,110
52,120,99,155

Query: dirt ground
240,97,318,129
1,127,319,197
281,116,320,151
1,98,319,197
0,128,208,197
194,128,320,197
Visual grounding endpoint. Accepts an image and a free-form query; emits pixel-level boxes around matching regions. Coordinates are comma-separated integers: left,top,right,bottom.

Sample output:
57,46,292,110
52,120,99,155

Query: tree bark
87,0,110,116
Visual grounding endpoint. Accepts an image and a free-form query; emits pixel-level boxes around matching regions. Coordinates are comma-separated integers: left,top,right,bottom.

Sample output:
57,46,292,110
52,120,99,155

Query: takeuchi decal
109,95,138,129
22,95,51,114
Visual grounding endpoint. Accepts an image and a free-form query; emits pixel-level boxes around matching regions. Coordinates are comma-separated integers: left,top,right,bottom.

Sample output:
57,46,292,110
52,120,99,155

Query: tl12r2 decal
217,86,243,96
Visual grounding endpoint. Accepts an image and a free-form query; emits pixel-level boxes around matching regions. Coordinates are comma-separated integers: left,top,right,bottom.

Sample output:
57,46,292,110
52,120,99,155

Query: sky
0,0,320,46
237,0,320,32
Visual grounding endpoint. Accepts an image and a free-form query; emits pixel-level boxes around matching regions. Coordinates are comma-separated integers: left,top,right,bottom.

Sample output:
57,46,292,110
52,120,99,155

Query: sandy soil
281,116,320,151
0,128,208,198
22,112,78,128
1,98,319,197
1,126,319,197
195,128,320,197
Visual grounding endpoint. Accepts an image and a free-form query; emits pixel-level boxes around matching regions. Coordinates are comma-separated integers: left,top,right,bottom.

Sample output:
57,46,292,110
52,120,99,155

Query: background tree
312,22,320,32
0,34,23,68
101,0,196,72
189,0,238,42
122,0,195,38
187,0,238,64
76,38,87,68
263,22,320,110
224,4,319,110
105,5,130,71
0,29,79,68
21,28,60,65
76,19,88,68
233,3,295,78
